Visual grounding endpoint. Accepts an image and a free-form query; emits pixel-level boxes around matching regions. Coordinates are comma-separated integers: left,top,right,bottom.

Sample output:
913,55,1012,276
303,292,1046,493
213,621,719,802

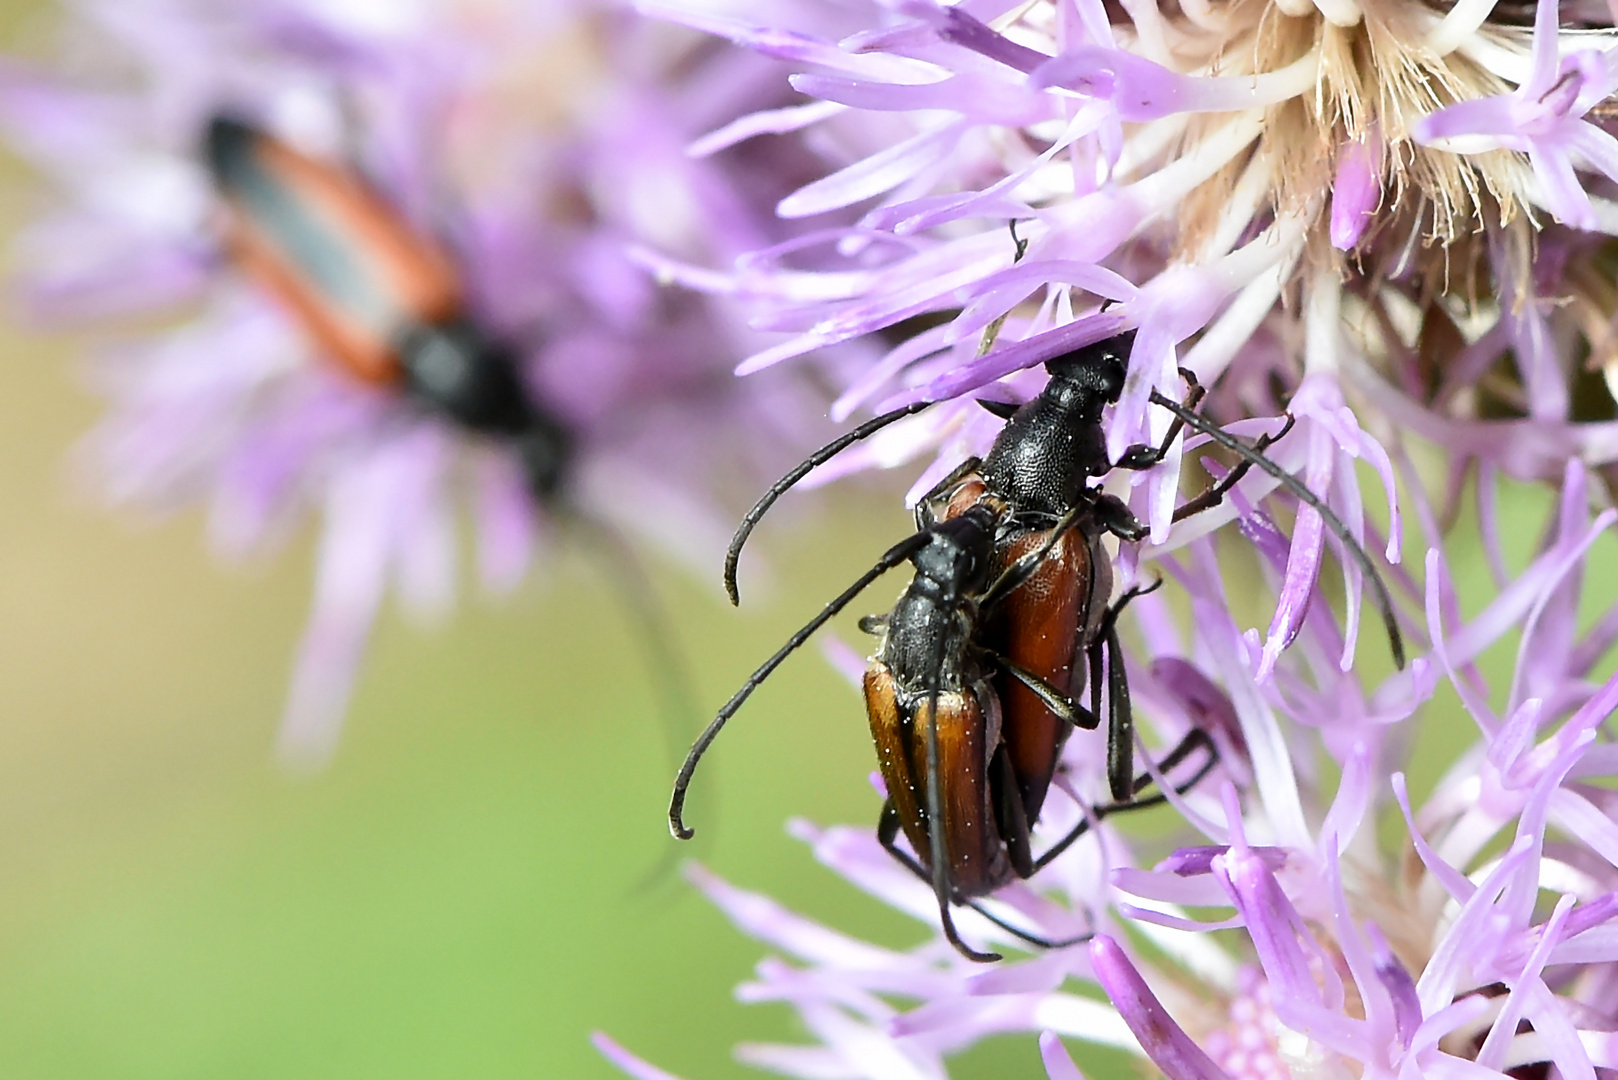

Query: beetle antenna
1147,391,1406,669
725,402,933,605
671,530,931,839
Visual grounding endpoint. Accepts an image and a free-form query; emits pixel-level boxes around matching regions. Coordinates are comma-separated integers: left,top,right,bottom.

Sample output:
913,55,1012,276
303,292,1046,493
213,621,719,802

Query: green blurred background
0,3,993,1076
0,2,1605,1078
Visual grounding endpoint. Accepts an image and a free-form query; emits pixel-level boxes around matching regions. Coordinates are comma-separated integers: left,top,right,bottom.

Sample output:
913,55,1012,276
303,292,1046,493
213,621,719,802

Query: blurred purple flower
0,0,856,762
600,452,1618,1080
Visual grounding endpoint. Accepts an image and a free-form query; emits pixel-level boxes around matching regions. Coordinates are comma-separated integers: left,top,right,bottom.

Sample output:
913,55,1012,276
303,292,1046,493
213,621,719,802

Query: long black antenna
724,402,933,605
670,530,930,839
1147,392,1406,669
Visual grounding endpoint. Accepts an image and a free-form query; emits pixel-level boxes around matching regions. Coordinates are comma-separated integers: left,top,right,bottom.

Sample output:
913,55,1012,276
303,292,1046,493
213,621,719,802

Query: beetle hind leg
878,800,1089,955
1031,727,1220,873
1112,727,1218,810
877,801,1002,963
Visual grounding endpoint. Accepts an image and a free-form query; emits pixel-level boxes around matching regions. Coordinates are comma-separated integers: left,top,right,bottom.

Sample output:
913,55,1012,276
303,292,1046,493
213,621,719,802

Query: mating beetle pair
675,331,1404,962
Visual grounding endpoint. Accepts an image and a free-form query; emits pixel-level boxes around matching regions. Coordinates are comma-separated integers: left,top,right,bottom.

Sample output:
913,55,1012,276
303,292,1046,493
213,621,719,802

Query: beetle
674,332,1405,960
204,114,573,501
203,114,712,776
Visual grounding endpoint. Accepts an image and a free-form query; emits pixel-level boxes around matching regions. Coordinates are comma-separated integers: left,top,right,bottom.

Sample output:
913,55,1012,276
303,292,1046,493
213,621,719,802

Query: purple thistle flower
0,0,850,762
640,0,1618,680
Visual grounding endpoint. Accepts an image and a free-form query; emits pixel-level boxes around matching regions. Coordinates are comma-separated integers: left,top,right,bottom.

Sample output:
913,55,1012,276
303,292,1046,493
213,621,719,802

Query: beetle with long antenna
673,331,1405,960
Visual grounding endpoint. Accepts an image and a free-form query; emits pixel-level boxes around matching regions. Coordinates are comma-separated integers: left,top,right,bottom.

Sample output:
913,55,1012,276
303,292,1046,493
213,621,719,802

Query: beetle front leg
1113,376,1209,470
1171,415,1296,523
1092,492,1146,543
914,456,983,529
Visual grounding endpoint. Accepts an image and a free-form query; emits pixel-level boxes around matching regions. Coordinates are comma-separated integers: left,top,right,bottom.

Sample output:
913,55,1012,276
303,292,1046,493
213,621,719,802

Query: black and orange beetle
204,114,709,765
204,114,573,500
674,333,1404,960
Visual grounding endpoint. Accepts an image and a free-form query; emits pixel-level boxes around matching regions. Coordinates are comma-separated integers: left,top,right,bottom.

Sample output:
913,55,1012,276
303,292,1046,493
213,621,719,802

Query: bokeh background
0,1,1605,1079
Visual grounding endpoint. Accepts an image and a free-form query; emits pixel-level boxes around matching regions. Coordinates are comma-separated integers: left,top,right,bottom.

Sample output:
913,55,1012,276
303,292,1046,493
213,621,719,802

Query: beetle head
1043,330,1135,404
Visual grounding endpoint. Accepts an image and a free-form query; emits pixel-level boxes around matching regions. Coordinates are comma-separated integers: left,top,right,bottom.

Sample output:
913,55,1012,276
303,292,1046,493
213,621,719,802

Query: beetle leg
1171,415,1295,522
1102,621,1136,803
1091,492,1147,543
1107,728,1218,810
883,794,1090,953
1087,630,1105,735
992,747,1036,879
1091,579,1164,802
915,456,984,531
989,653,1100,731
1031,728,1219,872
858,613,889,636
980,503,1086,609
1113,379,1208,470
1099,578,1164,632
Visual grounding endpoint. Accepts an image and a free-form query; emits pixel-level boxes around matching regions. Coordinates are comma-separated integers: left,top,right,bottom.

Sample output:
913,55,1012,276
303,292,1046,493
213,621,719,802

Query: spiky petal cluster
641,0,1618,674
599,444,1618,1080
1090,469,1618,1080
0,0,851,762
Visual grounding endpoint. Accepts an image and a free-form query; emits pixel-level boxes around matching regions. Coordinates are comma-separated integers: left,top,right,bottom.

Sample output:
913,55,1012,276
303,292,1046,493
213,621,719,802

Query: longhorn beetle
204,114,710,772
674,332,1405,960
205,114,573,500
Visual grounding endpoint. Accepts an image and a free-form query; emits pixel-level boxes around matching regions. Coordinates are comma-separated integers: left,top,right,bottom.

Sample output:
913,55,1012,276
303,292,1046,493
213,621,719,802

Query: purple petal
592,1034,689,1080
1159,845,1286,877
1089,936,1235,1080
1330,132,1383,250
1039,1032,1088,1080
1368,925,1423,1049
1211,845,1321,1008
1474,895,1575,1072
916,3,1051,74
778,120,966,218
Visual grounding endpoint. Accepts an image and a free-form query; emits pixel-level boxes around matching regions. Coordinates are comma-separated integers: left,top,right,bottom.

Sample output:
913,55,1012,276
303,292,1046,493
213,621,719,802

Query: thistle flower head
0,0,844,762
643,0,1618,682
